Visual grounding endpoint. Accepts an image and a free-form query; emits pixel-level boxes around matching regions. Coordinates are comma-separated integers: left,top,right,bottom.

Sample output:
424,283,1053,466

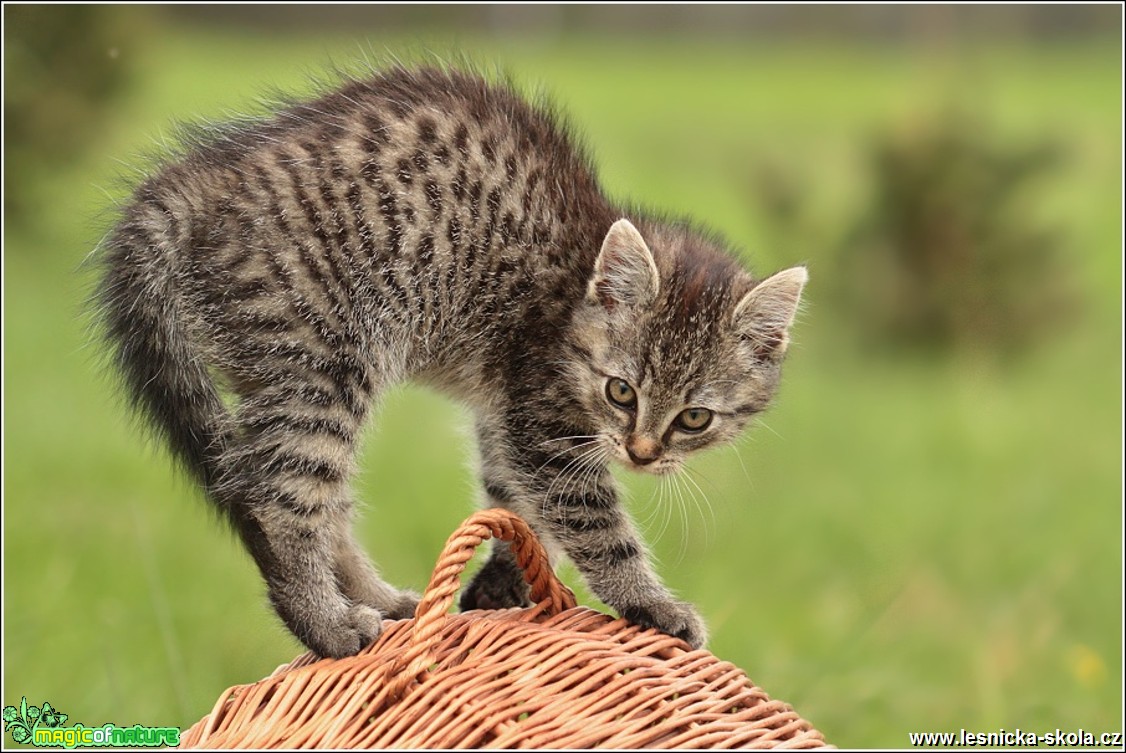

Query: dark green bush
753,111,1075,358
840,113,1072,355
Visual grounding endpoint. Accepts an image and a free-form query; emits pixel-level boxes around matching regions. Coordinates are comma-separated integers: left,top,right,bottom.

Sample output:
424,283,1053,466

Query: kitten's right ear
733,266,808,361
587,219,660,310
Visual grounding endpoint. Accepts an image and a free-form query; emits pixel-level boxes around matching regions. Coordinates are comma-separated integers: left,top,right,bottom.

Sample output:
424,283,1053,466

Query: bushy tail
96,211,230,496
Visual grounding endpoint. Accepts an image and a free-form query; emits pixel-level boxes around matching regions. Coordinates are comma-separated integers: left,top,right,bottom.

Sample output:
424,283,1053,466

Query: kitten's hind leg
256,519,385,659
228,392,392,657
331,530,420,620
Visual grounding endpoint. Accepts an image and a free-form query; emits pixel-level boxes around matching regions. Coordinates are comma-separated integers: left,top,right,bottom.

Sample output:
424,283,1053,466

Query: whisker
728,441,754,487
538,434,597,447
753,415,784,441
539,442,608,523
534,438,601,476
654,475,673,545
541,442,603,497
637,479,662,538
556,446,611,527
680,466,716,550
574,447,608,508
667,473,690,565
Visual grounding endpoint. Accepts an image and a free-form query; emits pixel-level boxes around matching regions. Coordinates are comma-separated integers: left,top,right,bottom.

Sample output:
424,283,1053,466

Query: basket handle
386,508,577,698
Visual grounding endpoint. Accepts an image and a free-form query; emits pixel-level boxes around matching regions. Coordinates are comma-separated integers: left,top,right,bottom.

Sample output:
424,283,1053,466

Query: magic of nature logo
3,697,179,748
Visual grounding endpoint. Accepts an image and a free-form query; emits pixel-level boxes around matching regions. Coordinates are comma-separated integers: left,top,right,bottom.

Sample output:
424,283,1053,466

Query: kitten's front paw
459,566,532,612
621,600,708,649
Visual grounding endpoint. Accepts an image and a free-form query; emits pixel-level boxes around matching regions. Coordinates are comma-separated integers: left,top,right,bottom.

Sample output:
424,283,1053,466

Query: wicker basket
179,509,829,749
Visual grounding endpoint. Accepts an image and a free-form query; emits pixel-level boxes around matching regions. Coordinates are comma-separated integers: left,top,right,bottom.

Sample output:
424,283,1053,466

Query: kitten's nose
626,436,661,465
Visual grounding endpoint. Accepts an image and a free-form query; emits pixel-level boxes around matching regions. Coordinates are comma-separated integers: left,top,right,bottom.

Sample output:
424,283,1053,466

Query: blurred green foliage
759,110,1075,358
3,6,1121,749
3,5,149,223
847,114,1070,355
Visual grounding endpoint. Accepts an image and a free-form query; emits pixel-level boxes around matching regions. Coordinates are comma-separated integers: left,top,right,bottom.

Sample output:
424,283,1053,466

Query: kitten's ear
587,219,660,310
733,266,808,360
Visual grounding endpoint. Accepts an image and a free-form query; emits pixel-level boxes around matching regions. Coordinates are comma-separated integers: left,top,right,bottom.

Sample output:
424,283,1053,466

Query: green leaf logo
4,700,31,742
40,702,67,729
3,697,68,743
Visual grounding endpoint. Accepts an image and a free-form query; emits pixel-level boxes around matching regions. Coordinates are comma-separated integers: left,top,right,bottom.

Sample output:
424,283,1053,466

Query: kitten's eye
675,407,713,432
605,378,637,409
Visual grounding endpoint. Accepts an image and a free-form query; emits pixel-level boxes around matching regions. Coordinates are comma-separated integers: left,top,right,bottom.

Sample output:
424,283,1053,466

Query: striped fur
97,65,806,656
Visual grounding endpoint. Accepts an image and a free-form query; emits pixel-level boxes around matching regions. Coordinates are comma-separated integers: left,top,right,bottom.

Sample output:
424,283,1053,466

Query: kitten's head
566,218,807,474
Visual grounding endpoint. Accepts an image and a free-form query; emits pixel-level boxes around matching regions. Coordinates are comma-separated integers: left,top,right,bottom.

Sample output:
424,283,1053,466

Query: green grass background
4,8,1121,747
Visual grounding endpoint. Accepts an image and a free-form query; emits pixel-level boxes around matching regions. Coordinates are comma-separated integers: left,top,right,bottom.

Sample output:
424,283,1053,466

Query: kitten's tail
95,202,231,500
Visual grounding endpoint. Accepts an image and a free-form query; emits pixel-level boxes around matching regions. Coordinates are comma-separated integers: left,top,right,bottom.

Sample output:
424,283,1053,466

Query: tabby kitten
97,65,807,658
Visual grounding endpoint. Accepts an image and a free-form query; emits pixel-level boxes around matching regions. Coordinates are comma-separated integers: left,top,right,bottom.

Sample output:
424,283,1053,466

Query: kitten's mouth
614,450,677,475
632,463,673,476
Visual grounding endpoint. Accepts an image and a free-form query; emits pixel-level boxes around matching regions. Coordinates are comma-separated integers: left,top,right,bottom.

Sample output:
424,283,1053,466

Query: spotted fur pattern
97,65,807,657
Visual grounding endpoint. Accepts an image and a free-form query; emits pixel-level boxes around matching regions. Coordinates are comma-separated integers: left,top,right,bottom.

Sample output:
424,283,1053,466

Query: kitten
97,65,806,658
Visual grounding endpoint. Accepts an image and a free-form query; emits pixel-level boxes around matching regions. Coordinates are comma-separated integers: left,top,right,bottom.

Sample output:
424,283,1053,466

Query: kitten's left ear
733,266,808,360
587,219,660,310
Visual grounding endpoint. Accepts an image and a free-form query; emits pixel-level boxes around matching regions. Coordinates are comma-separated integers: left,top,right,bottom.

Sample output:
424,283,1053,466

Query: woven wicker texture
179,509,829,749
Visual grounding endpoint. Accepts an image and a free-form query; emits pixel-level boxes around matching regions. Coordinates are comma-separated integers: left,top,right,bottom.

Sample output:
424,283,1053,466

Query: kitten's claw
621,600,708,649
